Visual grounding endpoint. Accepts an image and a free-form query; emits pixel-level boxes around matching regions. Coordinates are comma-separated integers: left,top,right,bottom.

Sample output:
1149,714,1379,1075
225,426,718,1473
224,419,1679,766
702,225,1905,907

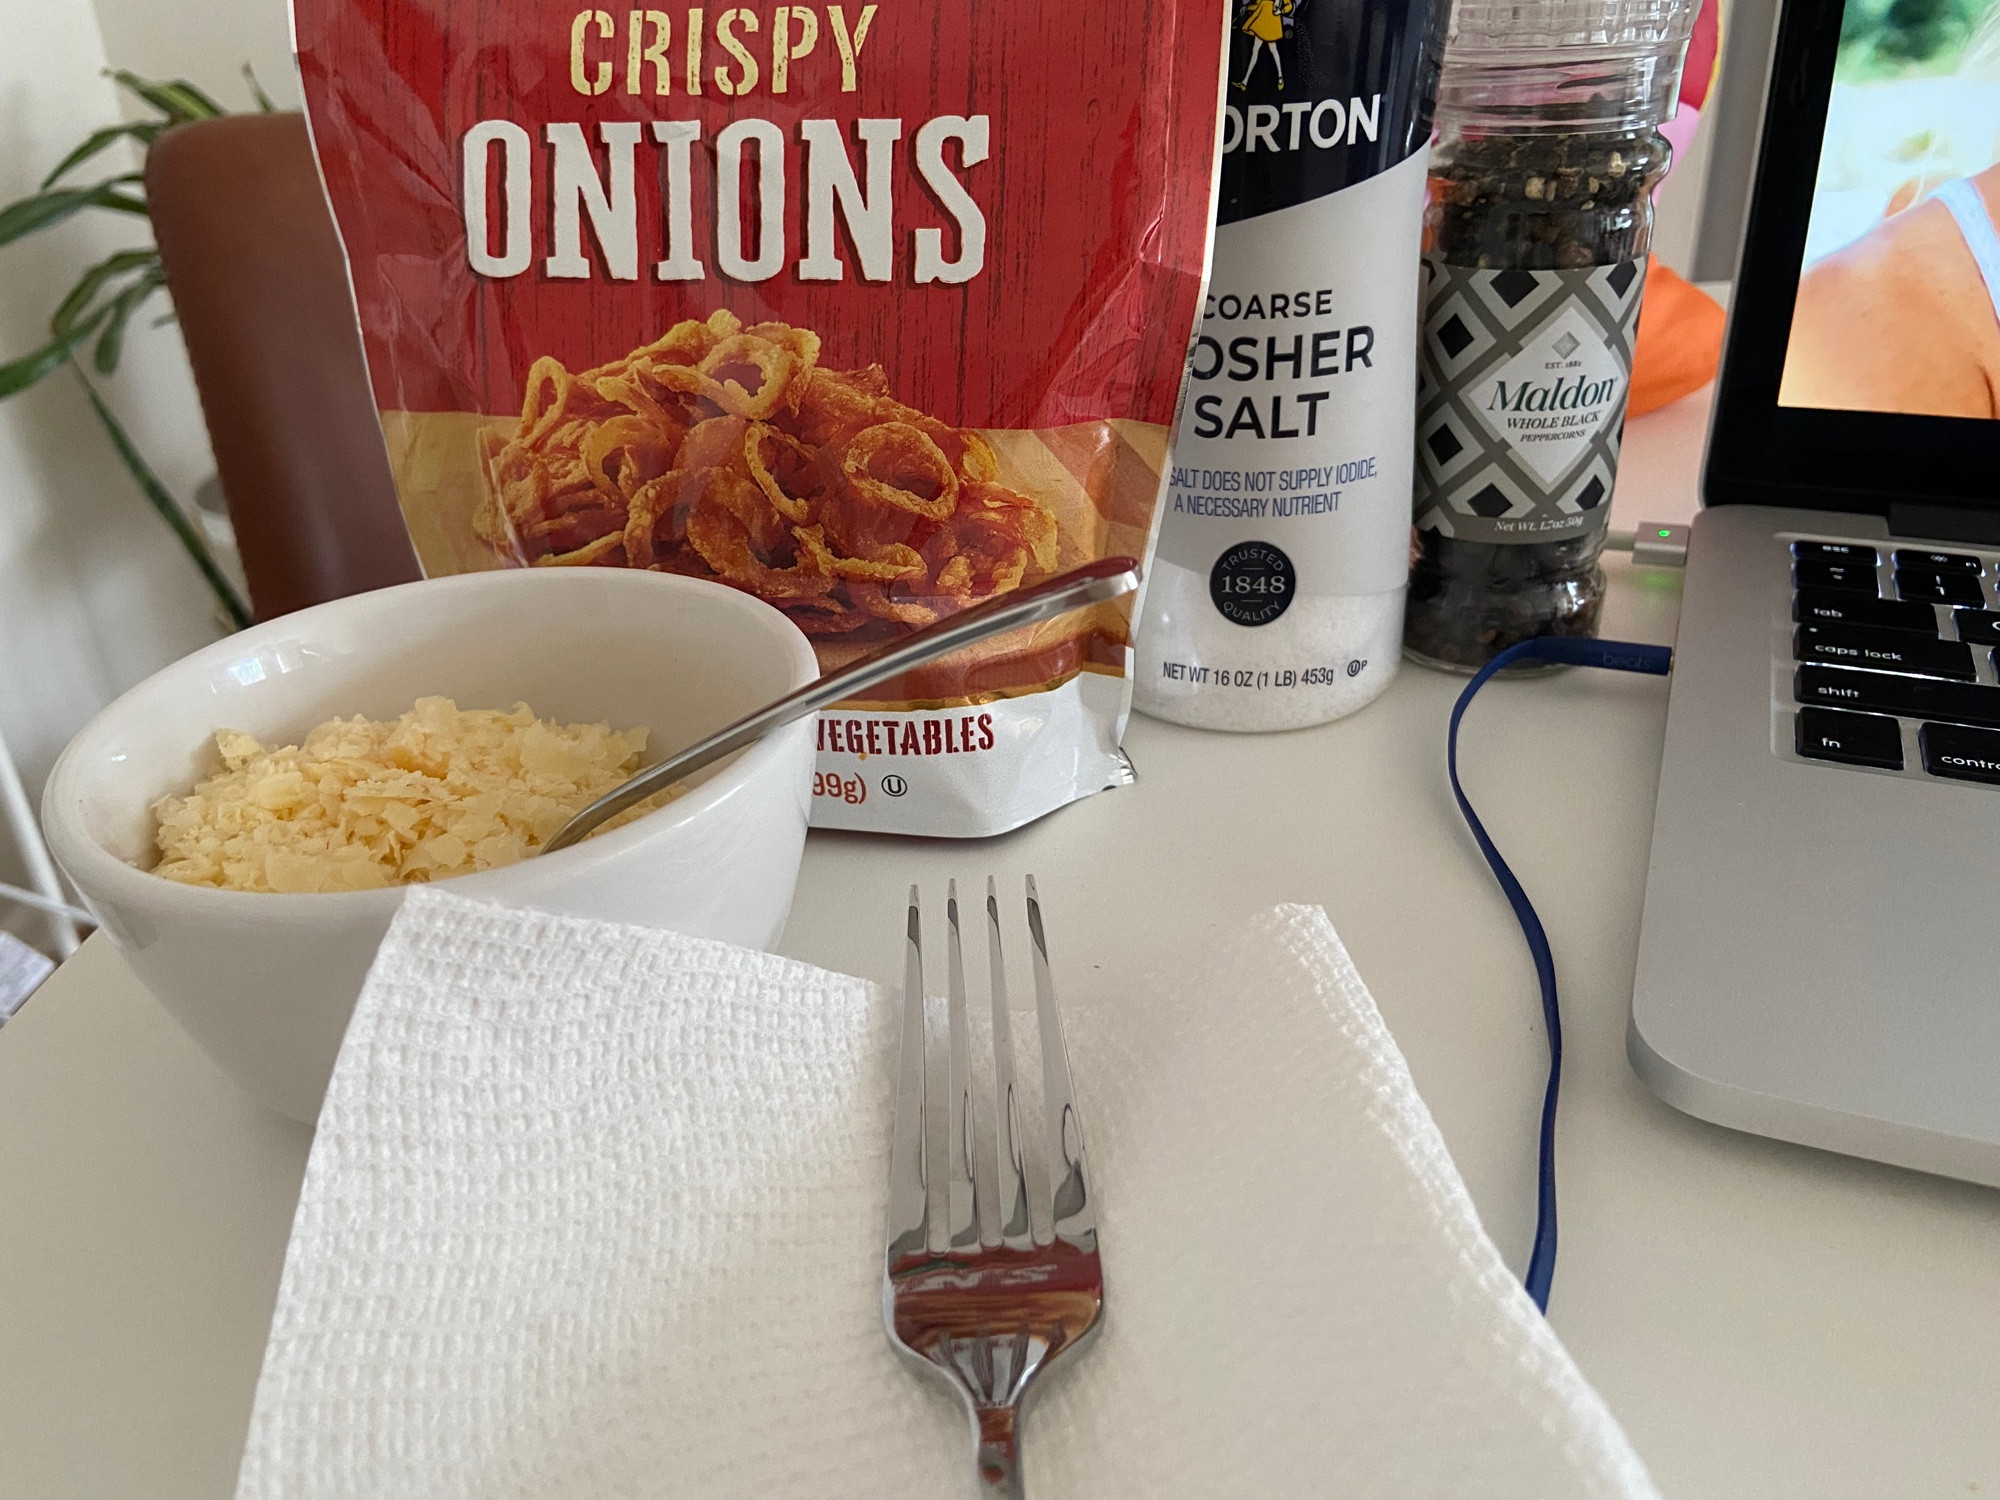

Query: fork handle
975,1407,1025,1498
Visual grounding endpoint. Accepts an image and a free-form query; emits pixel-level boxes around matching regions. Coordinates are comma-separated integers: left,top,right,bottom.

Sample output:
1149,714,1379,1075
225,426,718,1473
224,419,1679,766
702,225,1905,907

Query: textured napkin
236,887,1660,1500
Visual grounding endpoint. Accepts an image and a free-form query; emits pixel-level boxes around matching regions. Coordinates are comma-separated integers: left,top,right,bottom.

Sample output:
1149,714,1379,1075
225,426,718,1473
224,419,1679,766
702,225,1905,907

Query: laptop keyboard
1785,538,2000,785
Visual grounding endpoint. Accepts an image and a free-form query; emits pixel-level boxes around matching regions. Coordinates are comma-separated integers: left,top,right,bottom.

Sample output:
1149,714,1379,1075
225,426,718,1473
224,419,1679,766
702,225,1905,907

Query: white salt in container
1136,567,1407,731
1134,0,1444,731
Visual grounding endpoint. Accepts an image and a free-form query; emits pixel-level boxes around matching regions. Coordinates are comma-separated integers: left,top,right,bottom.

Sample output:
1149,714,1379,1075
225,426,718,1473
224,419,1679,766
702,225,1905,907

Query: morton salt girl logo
1234,0,1304,92
1217,0,1385,164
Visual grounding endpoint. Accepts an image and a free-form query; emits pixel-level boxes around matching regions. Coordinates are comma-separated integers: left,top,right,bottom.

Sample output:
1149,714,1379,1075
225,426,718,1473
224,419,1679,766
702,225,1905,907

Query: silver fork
884,876,1104,1497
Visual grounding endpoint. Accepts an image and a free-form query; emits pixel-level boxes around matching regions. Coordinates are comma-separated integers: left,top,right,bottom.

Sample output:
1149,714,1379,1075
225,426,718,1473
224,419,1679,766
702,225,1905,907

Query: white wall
92,0,300,112
1654,112,1717,276
0,0,241,949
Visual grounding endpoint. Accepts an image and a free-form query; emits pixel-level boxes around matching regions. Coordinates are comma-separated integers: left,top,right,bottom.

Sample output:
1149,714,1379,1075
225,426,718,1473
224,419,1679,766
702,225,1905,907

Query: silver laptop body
1631,504,2000,1186
1627,0,2000,1184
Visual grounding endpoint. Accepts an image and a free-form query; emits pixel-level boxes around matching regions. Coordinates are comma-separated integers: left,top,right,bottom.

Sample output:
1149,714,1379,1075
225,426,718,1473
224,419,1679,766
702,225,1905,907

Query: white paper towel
236,887,1660,1500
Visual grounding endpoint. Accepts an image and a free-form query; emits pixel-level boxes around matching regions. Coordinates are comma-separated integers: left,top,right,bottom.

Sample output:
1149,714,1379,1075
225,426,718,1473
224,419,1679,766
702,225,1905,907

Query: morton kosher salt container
1134,0,1447,731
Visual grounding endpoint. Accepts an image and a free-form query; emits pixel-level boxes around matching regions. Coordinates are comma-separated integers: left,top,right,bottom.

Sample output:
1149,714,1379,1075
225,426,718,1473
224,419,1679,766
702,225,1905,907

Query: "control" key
1919,722,2000,784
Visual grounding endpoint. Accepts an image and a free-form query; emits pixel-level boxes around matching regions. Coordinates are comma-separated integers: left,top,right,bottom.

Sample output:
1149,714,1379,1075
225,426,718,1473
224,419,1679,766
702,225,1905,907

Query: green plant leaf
0,334,84,398
72,365,251,629
110,71,225,123
91,268,166,375
0,176,147,247
50,248,158,336
243,63,278,114
0,307,112,397
39,122,164,190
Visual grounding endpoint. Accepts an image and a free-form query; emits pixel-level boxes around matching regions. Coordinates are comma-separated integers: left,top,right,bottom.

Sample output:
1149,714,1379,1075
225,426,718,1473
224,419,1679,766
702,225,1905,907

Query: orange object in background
1630,257,1725,416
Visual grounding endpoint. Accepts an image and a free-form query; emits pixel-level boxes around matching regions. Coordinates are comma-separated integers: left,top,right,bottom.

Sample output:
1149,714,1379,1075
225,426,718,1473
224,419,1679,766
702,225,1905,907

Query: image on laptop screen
1780,0,2000,419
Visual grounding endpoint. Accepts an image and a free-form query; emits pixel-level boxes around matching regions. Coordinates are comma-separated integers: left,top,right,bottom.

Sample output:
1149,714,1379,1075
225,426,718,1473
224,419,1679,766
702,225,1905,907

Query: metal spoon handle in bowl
540,557,1141,854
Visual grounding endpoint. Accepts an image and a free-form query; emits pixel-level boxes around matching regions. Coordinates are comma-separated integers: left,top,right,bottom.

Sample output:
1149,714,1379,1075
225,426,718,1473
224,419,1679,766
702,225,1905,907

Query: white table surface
4,380,1997,1500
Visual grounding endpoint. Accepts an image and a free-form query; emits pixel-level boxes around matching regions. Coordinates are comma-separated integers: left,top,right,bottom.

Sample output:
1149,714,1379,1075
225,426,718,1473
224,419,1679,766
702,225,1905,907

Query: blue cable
1446,635,1672,1314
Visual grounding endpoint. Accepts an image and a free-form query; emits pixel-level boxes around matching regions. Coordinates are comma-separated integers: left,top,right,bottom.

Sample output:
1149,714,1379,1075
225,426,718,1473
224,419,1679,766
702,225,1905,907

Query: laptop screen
1779,2,2000,419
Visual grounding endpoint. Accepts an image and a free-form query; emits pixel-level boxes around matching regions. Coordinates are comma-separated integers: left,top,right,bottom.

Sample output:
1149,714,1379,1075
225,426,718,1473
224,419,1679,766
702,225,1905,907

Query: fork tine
944,882,980,1249
986,876,1034,1249
955,882,1004,1249
1026,875,1096,1248
886,887,930,1262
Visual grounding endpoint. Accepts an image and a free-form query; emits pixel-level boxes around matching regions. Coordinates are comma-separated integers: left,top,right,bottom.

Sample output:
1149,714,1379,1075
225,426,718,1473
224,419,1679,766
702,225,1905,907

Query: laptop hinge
1887,503,2000,546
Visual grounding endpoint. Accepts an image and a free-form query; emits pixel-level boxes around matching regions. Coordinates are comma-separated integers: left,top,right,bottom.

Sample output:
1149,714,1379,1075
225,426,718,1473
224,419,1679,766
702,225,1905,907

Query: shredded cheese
150,697,656,893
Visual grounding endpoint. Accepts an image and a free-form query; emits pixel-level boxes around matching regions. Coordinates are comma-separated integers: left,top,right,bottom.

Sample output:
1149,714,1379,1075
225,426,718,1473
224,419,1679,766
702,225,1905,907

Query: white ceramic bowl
43,569,819,1123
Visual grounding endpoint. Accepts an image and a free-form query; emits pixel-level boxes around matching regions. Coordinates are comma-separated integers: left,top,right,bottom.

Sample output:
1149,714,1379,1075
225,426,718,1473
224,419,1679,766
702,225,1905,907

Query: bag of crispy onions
292,0,1225,836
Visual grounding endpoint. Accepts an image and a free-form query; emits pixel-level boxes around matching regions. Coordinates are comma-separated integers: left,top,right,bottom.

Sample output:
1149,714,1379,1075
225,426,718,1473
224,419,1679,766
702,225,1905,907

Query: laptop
1630,0,2000,1185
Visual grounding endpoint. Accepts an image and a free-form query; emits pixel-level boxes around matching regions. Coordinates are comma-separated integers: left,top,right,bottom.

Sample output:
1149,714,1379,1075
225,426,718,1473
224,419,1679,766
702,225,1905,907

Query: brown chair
147,113,422,620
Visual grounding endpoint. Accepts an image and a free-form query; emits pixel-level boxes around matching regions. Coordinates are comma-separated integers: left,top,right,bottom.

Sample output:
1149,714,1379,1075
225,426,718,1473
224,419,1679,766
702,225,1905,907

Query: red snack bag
292,0,1226,835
